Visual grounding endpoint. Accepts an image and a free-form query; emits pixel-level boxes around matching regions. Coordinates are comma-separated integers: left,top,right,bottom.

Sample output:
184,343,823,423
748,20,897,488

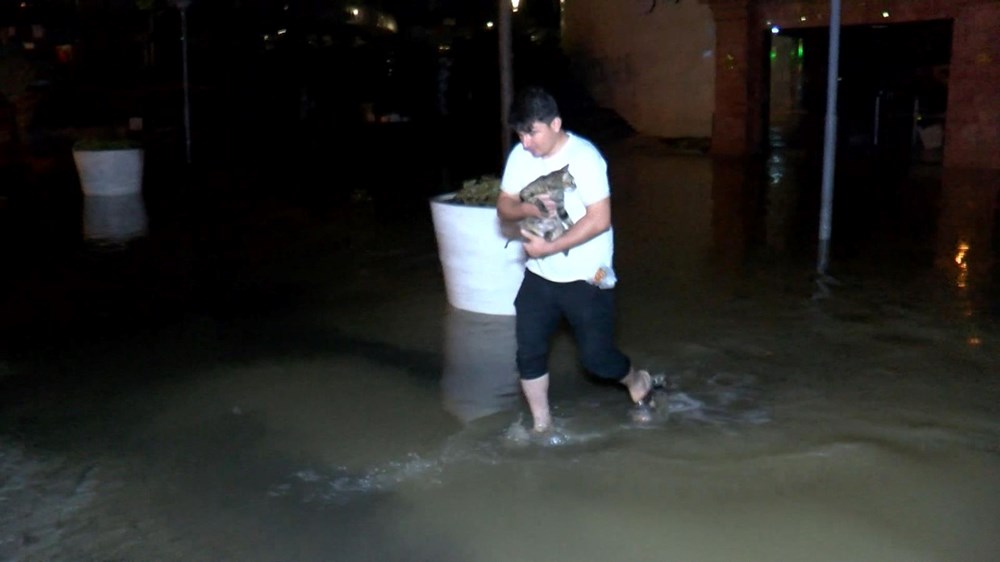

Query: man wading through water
496,86,655,435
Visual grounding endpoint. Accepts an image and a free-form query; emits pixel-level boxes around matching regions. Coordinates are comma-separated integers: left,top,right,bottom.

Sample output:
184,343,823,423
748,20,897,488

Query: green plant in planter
451,175,501,206
73,138,142,151
430,172,523,315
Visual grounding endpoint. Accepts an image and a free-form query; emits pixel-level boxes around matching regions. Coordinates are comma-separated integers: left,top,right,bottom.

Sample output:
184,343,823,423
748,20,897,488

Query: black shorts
514,270,631,381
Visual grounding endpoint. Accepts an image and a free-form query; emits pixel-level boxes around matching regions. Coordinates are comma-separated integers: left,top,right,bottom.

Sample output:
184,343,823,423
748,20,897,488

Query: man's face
517,117,562,158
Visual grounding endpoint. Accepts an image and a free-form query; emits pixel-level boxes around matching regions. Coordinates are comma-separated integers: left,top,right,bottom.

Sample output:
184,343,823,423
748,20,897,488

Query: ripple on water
267,453,443,505
264,369,774,506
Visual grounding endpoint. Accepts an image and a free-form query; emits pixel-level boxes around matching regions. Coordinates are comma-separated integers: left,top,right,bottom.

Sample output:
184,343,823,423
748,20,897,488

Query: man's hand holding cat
520,229,558,258
524,194,557,218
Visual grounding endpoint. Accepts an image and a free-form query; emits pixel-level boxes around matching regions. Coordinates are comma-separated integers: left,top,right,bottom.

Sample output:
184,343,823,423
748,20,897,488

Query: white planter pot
82,193,148,244
72,148,144,196
429,193,525,316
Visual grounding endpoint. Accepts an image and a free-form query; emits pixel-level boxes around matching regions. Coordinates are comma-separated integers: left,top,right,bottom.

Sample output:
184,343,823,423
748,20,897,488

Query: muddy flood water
1,135,998,561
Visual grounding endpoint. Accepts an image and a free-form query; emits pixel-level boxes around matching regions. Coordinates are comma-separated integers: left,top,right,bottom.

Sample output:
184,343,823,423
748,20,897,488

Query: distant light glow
54,43,73,63
797,43,803,57
770,47,777,60
486,21,494,29
800,16,807,22
377,14,397,32
276,28,287,35
511,0,520,12
771,25,780,34
955,242,969,266
955,241,970,289
881,11,890,18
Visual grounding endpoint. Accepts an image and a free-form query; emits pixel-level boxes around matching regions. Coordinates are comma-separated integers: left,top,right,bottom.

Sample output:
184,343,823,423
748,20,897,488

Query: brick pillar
944,2,1000,170
707,0,751,156
746,2,769,156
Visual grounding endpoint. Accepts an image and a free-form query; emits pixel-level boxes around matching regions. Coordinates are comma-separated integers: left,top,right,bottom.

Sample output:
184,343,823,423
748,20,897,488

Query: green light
797,41,804,58
770,47,777,60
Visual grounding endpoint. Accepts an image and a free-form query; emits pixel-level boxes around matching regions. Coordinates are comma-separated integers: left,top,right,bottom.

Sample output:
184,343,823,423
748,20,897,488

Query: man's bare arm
497,191,547,221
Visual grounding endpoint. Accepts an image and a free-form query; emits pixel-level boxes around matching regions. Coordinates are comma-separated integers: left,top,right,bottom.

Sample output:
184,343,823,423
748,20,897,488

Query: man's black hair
508,86,561,134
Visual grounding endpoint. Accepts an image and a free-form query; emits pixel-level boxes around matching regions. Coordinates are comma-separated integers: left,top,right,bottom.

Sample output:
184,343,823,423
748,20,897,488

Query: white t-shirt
500,132,615,283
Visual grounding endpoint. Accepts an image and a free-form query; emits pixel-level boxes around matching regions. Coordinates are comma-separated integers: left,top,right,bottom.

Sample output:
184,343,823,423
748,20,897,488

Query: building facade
563,0,999,170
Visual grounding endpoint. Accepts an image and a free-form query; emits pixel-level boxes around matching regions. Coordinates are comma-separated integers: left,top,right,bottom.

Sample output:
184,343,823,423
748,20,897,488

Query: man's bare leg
520,374,551,431
619,368,653,404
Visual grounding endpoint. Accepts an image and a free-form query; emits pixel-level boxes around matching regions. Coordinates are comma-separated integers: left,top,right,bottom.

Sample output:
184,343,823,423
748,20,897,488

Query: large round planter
429,193,525,316
72,148,144,196
82,193,148,244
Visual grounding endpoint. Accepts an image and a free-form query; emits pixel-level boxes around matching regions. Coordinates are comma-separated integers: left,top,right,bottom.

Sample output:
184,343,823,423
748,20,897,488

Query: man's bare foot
520,375,552,434
530,425,567,446
622,369,654,405
532,419,552,433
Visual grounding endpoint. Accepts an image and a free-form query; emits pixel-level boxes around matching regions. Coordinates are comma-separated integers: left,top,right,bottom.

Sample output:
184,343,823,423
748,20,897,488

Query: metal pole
499,0,513,163
873,91,880,146
180,4,192,164
816,0,841,281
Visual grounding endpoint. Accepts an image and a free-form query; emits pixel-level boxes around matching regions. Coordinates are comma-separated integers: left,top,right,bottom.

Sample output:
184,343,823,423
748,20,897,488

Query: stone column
944,1,1000,170
706,0,751,156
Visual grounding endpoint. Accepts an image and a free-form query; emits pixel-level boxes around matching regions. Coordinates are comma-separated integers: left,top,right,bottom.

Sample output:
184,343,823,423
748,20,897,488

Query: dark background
2,0,620,206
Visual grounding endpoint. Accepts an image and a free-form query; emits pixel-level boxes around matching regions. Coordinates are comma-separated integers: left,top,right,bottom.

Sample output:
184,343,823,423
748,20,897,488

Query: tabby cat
518,164,576,246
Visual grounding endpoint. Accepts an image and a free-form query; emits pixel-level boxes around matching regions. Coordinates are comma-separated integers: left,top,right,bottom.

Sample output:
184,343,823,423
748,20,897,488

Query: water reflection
710,157,766,269
935,170,998,284
440,306,520,423
935,169,1000,340
763,151,805,254
82,194,148,245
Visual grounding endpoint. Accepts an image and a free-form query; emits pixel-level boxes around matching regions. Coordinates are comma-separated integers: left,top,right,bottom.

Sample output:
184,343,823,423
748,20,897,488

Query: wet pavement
1,132,998,561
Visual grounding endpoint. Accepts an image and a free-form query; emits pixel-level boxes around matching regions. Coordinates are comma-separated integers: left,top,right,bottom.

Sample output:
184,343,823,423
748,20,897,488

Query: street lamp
499,0,523,160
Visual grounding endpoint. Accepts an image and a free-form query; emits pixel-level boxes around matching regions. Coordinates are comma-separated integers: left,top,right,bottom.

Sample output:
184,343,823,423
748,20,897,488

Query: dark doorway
768,19,952,165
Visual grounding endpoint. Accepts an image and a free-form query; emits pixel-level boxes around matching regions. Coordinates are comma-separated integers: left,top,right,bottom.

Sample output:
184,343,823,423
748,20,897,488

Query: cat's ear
560,164,570,172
